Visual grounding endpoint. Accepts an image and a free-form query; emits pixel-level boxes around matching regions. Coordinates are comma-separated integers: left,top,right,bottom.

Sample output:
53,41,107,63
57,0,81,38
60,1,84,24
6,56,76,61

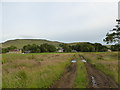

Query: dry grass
2,53,74,88
79,52,119,85
74,54,88,88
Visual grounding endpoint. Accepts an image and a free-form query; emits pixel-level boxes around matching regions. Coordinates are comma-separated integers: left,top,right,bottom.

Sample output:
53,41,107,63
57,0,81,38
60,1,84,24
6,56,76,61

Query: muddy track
85,62,118,88
51,63,77,88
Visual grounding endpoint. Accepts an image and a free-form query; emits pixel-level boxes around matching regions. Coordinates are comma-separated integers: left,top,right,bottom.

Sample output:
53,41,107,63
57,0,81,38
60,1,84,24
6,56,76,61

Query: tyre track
51,62,77,88
80,55,118,88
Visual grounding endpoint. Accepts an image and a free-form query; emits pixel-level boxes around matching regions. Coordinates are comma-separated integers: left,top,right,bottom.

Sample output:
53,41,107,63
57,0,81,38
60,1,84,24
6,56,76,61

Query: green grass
74,54,88,88
2,53,73,88
2,53,75,63
3,62,70,88
2,39,61,49
2,52,118,88
80,52,119,85
1,39,88,49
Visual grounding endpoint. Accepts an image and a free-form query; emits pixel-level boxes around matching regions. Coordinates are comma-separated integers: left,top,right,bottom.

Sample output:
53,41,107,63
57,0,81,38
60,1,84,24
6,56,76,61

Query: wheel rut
51,61,77,88
80,55,118,88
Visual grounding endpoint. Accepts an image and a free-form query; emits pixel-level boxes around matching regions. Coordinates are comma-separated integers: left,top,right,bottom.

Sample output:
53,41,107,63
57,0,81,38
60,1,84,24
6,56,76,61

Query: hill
1,39,110,49
1,39,62,49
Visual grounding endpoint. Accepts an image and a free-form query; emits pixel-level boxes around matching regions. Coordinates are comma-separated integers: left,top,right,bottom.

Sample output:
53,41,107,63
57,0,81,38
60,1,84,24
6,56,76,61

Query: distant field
80,52,119,85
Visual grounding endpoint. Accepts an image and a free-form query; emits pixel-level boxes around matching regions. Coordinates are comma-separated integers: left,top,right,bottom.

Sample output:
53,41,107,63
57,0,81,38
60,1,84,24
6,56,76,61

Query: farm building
57,48,64,52
8,49,22,54
24,51,31,53
107,49,112,52
71,50,77,52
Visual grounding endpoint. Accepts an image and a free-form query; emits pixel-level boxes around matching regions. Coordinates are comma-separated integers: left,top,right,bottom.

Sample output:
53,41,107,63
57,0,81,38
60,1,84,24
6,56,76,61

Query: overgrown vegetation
2,52,118,88
2,42,110,54
74,54,88,88
111,44,120,51
80,52,119,85
2,53,74,88
2,46,17,53
71,43,108,52
23,43,57,53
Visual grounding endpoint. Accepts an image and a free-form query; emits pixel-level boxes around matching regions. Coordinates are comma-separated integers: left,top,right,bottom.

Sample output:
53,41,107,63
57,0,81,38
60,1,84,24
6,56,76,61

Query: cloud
1,2,117,45
2,0,118,2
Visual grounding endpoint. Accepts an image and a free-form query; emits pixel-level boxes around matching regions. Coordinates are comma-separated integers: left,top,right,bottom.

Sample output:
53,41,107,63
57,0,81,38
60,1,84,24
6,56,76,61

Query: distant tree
23,44,40,53
75,43,95,52
40,43,56,52
71,43,107,52
40,44,48,52
101,46,108,52
59,43,72,52
48,44,57,52
1,46,17,53
94,43,104,52
7,46,17,51
2,48,9,53
111,44,120,51
31,44,41,53
0,48,1,53
23,43,56,53
103,19,120,44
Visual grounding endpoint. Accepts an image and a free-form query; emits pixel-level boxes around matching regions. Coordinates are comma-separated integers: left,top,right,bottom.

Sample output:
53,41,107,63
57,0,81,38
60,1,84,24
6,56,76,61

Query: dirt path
85,61,118,88
51,63,77,88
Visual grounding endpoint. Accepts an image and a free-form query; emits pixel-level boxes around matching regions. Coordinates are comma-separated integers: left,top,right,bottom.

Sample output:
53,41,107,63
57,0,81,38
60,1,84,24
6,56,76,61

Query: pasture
2,52,119,88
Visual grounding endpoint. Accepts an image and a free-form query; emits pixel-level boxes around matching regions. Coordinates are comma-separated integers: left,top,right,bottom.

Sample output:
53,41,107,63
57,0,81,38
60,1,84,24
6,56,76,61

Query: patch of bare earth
85,63,118,88
51,63,77,88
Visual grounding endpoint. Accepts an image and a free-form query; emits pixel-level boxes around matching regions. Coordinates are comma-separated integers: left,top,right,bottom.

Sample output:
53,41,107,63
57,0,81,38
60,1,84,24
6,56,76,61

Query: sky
1,0,119,44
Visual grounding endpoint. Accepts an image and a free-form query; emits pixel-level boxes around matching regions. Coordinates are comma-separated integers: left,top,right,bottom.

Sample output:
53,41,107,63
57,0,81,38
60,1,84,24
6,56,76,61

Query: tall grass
80,52,119,85
74,54,88,88
2,53,73,88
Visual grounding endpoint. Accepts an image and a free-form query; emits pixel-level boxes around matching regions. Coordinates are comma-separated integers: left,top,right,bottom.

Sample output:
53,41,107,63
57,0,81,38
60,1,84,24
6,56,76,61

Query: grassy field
80,52,119,85
2,52,119,88
74,54,88,88
2,53,75,88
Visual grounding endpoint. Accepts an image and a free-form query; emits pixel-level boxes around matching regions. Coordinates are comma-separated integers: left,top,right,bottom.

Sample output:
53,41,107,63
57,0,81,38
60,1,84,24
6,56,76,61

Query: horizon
1,38,114,45
1,1,118,45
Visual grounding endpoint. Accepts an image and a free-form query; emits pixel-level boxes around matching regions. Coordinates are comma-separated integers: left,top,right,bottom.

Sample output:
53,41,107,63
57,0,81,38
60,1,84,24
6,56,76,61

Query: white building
57,48,64,52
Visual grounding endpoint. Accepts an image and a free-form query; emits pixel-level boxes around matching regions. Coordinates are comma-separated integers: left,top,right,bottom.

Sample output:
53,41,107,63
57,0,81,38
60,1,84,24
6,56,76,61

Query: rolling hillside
1,39,110,49
1,39,62,49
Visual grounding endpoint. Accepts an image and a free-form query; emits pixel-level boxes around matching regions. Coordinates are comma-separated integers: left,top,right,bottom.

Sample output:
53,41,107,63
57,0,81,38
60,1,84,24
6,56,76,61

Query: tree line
1,46,17,53
59,43,108,52
23,43,56,53
1,42,119,53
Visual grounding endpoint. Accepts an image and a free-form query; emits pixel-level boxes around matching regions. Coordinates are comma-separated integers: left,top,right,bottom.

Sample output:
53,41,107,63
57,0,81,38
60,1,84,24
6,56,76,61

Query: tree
7,46,17,51
22,43,56,53
103,19,120,44
74,43,95,52
23,44,41,53
1,46,17,53
40,43,56,52
94,43,107,52
2,48,9,53
71,43,107,52
59,43,72,52
111,44,120,51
